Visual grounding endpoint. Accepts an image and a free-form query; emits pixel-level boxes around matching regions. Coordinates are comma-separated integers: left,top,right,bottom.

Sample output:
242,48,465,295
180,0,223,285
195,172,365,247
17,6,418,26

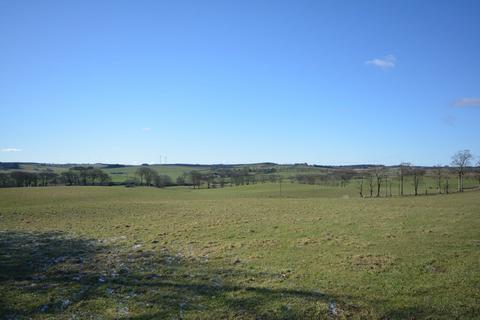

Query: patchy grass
0,184,479,319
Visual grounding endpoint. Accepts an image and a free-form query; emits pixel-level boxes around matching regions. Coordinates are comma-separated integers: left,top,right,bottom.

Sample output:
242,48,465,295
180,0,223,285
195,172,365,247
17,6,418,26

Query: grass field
0,184,479,319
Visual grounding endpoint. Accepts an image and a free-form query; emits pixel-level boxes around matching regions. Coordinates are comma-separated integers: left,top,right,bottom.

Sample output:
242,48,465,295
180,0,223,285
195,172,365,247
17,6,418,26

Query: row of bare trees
359,166,437,198
181,169,284,189
62,167,111,186
134,166,173,187
358,150,479,197
0,171,60,187
0,166,111,188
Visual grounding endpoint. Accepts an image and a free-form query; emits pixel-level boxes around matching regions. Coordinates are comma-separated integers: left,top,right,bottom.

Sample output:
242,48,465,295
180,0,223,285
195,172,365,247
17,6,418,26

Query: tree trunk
414,176,418,196
384,176,388,197
376,177,381,197
359,178,363,198
461,173,464,192
457,172,463,192
400,175,404,196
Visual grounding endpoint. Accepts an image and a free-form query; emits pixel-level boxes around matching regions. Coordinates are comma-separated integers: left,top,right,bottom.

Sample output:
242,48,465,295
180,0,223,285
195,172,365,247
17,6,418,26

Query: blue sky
1,0,479,165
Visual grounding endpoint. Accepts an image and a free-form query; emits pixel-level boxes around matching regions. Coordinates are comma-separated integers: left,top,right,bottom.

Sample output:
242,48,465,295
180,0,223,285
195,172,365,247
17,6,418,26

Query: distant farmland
1,162,478,194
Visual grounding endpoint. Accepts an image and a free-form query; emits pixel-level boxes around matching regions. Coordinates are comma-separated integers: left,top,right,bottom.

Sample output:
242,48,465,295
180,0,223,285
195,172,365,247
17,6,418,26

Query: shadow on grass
0,231,472,319
0,230,342,319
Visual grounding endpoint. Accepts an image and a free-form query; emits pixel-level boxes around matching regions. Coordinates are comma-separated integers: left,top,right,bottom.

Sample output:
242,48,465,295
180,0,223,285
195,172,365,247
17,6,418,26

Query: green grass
104,164,216,183
0,184,479,319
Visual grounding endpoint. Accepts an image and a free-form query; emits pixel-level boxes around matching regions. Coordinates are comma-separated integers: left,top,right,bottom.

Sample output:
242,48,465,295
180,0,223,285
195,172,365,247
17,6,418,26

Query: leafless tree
384,175,388,197
358,176,364,198
374,166,385,197
99,172,111,185
451,150,473,192
204,173,214,189
136,166,157,186
476,160,480,186
411,167,426,196
368,173,374,197
190,171,202,189
398,163,411,196
338,169,355,187
0,173,10,187
433,165,443,194
153,174,172,188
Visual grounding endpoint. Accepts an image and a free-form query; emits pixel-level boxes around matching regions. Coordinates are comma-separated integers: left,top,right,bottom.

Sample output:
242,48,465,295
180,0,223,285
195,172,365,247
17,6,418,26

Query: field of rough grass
0,184,479,319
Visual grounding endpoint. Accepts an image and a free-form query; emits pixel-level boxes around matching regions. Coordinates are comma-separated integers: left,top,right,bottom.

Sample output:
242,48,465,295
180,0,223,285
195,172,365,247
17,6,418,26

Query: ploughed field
0,184,479,319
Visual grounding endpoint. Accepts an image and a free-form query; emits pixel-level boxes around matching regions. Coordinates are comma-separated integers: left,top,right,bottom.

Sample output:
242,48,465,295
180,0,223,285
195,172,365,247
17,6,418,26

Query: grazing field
103,165,212,183
0,184,479,319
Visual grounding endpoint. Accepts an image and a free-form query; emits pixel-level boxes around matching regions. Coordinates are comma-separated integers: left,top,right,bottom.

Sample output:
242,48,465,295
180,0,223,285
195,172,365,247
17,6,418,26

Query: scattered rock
74,257,84,264
211,276,222,287
60,299,71,310
328,300,337,316
424,260,446,273
119,267,129,274
297,237,317,246
117,306,129,316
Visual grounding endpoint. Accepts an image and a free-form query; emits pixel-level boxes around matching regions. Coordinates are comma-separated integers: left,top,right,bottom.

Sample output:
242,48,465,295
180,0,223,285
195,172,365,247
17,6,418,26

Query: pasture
0,184,479,319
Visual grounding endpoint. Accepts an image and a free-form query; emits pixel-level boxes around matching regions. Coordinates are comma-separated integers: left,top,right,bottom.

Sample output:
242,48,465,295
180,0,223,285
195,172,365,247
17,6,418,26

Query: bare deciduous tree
445,175,449,194
433,165,443,194
136,166,157,186
411,167,426,196
374,166,385,197
451,150,473,192
398,163,411,196
476,160,480,186
0,173,10,187
190,171,202,189
358,176,364,198
368,173,374,197
384,175,388,197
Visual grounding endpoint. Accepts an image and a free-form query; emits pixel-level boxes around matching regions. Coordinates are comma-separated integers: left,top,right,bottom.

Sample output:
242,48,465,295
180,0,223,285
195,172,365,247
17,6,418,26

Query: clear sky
1,0,479,165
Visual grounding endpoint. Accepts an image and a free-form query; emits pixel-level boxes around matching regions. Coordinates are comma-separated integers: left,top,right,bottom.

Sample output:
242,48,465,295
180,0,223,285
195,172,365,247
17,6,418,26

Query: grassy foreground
0,184,479,319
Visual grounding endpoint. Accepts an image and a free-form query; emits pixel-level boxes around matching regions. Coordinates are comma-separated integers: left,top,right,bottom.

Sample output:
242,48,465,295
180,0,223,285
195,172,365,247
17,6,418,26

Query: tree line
0,166,111,188
1,150,478,192
176,168,285,189
132,150,480,192
357,150,480,198
134,166,173,188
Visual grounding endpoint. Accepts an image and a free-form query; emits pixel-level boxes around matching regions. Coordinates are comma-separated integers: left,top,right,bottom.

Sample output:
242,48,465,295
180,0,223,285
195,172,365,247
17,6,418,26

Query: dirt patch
296,237,318,246
423,260,447,273
350,254,395,272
